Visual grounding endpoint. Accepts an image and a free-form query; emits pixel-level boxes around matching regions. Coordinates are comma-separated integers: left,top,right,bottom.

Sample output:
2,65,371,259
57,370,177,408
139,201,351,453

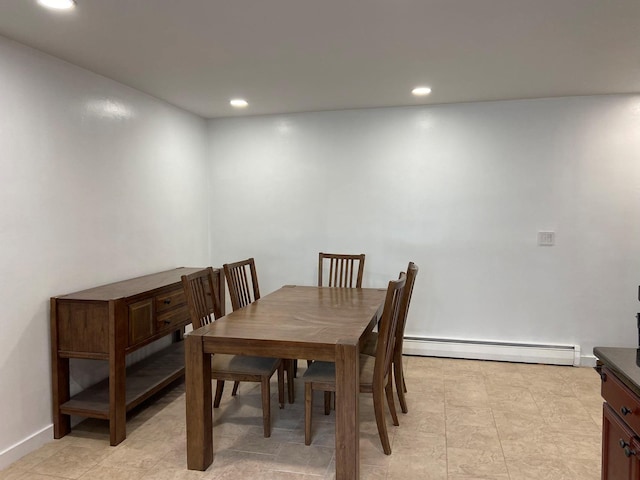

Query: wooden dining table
184,284,388,480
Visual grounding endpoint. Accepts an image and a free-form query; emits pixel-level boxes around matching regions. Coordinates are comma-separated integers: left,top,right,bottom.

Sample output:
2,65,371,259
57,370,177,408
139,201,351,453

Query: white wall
208,95,640,364
0,36,210,466
2,27,639,468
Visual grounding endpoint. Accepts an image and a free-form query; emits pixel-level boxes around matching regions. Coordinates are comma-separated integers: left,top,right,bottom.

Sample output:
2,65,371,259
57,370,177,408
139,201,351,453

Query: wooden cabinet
601,366,640,479
50,267,224,445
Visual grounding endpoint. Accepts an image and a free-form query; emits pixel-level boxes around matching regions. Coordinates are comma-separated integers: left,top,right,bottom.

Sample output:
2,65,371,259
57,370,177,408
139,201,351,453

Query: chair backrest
394,262,419,355
318,252,365,288
181,267,224,329
223,257,260,311
373,273,407,386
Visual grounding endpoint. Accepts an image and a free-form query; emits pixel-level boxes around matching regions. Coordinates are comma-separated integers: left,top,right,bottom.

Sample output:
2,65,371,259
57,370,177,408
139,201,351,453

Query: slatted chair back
223,258,261,311
374,273,407,389
395,262,418,356
181,267,224,329
318,252,365,288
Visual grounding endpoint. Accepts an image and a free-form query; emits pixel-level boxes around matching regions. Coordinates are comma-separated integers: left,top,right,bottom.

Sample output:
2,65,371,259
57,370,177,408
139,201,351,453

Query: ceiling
0,0,639,119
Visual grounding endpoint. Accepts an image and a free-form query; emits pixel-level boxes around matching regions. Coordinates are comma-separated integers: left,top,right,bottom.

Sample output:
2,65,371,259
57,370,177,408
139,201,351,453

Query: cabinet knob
620,439,629,448
625,446,637,458
164,299,171,305
621,406,633,416
163,320,171,325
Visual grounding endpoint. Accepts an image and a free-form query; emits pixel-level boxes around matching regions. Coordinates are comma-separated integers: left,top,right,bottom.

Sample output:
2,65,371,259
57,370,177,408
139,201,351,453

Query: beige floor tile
446,424,502,452
446,447,508,477
323,461,388,480
78,465,148,480
99,444,166,471
3,474,72,480
1,357,606,480
31,444,112,479
396,409,445,436
448,476,509,480
272,442,334,475
392,430,446,456
505,455,577,480
388,453,447,480
445,405,495,428
444,384,490,408
493,410,548,439
0,468,32,480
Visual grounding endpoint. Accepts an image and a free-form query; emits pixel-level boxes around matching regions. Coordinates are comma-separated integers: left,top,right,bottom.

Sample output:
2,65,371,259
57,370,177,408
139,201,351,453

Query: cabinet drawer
602,403,636,480
602,367,640,434
156,305,189,331
155,289,186,313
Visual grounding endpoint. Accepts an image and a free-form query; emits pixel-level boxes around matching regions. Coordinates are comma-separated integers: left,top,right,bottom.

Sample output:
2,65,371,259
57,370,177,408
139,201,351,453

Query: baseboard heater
402,336,580,366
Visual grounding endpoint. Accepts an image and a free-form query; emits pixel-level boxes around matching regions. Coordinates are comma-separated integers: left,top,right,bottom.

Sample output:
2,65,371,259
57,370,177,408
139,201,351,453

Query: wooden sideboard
50,267,225,445
595,347,640,479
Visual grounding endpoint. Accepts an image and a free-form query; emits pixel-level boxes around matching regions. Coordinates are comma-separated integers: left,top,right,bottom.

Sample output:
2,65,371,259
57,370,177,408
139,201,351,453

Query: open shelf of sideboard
59,341,185,418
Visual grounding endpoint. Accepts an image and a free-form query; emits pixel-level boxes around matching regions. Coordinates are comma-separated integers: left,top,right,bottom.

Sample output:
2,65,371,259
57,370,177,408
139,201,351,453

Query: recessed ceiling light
230,99,248,108
37,0,76,10
411,86,432,96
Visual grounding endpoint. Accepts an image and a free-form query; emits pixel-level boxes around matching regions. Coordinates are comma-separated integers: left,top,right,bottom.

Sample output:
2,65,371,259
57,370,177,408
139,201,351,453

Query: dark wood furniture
307,252,367,374
223,257,260,310
50,267,224,446
318,252,366,288
181,267,284,437
303,274,406,455
223,257,295,403
185,285,387,480
362,262,419,415
594,347,640,479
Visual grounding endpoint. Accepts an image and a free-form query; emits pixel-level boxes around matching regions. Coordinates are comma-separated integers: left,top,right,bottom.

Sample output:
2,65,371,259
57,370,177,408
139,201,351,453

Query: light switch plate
538,231,555,246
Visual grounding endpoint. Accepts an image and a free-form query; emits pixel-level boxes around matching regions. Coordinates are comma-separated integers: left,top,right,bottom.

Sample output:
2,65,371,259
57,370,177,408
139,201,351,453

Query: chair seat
212,354,280,376
302,354,376,386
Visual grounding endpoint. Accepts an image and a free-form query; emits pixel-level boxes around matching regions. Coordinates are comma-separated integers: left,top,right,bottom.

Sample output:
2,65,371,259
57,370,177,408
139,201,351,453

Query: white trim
580,354,597,368
402,337,581,366
0,424,53,471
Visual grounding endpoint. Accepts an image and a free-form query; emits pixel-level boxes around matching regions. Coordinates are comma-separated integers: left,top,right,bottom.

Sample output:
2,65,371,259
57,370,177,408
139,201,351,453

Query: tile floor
0,356,603,480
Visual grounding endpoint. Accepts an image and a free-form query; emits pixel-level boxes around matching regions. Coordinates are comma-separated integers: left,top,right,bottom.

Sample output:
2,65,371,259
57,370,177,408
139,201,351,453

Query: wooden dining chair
181,267,285,438
223,258,295,404
302,252,366,383
318,252,365,288
362,262,418,415
302,272,407,455
223,257,261,311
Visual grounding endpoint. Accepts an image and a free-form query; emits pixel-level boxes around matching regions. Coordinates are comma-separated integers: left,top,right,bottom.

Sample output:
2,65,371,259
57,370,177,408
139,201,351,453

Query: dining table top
185,283,389,479
188,285,387,361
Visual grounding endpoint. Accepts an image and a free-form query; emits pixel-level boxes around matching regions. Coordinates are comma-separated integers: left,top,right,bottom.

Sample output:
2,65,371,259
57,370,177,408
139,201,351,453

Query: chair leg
293,359,298,378
261,376,271,438
373,386,392,455
393,357,408,414
304,383,313,445
323,391,331,415
277,362,285,409
286,360,295,404
385,380,399,427
232,381,240,396
213,380,225,408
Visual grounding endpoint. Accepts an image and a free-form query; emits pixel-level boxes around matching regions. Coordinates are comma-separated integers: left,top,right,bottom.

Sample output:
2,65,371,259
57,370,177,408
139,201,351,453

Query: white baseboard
403,337,582,366
0,424,53,471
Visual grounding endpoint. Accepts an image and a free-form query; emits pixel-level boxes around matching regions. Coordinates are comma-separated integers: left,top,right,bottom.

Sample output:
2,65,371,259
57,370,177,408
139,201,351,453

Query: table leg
335,339,360,480
185,334,213,470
